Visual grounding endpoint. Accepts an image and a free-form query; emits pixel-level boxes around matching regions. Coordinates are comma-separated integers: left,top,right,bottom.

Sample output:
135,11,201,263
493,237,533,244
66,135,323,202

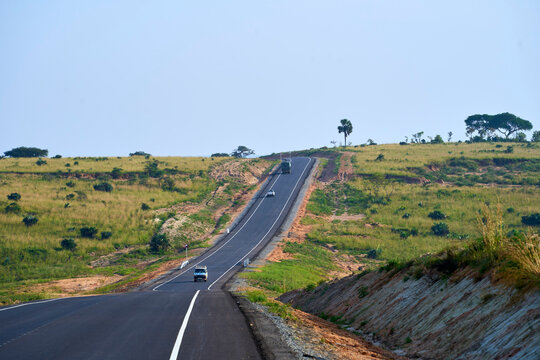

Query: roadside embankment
279,267,540,359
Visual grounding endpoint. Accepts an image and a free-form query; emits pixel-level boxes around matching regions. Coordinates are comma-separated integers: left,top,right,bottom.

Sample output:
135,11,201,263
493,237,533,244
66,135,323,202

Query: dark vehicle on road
194,266,208,282
281,159,291,174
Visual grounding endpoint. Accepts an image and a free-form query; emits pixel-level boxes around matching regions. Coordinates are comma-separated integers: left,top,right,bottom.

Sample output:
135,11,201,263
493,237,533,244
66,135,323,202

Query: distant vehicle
266,189,275,197
281,159,291,174
194,266,208,282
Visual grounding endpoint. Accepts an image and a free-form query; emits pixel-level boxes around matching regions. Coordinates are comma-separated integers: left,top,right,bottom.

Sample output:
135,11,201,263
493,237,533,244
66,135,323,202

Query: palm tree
338,119,353,148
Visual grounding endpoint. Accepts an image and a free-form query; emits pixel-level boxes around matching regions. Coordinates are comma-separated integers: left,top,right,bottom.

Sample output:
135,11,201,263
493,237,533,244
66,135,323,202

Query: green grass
245,241,335,295
0,156,269,304
245,142,539,297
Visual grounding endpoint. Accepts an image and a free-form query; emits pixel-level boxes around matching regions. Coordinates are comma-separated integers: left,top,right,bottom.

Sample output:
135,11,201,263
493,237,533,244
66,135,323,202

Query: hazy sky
1,1,539,157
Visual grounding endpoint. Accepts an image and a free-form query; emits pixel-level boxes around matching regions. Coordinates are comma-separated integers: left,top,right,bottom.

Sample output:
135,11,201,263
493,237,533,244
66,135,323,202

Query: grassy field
0,155,271,304
246,142,540,297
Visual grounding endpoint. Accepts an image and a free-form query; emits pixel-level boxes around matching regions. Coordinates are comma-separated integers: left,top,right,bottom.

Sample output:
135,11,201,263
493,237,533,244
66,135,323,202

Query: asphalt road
0,157,314,360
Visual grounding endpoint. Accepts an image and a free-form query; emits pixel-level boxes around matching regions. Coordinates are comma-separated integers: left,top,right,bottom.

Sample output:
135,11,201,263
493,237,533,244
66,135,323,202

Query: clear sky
1,1,539,157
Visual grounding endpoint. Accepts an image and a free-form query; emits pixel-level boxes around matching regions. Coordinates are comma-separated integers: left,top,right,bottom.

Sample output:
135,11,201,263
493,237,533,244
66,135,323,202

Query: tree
144,160,163,178
431,135,444,144
532,131,540,142
210,153,229,157
80,226,98,238
4,147,48,158
60,238,77,251
337,119,353,148
22,215,38,226
7,193,21,201
231,146,254,158
129,151,151,156
412,131,424,143
93,182,113,192
515,132,527,142
447,131,453,142
465,113,532,140
149,233,170,252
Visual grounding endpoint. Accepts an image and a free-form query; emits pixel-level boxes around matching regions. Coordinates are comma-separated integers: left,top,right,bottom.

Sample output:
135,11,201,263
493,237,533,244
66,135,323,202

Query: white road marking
169,290,200,360
0,298,63,312
152,172,283,291
207,157,312,290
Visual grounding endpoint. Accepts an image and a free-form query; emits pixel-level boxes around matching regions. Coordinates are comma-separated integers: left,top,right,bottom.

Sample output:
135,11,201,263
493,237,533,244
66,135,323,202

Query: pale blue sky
1,1,539,157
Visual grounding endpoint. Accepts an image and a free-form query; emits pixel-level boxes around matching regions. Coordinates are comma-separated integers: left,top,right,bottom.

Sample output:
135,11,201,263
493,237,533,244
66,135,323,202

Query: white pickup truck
193,266,208,282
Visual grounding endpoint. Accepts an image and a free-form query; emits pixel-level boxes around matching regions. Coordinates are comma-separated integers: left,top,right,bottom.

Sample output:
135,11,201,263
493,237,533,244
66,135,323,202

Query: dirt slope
280,269,540,359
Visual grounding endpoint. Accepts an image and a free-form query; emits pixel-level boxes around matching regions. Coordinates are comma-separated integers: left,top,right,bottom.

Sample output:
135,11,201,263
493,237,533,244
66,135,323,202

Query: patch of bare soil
289,308,402,360
30,275,125,296
337,152,355,182
332,213,366,221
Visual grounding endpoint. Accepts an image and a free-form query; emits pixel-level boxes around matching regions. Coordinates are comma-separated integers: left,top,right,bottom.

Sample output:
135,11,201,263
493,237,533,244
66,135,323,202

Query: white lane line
207,157,312,290
0,298,63,312
152,173,283,291
169,290,200,360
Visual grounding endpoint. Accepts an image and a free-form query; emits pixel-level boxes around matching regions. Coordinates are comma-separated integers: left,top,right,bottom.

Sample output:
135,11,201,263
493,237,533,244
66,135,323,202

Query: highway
0,157,314,360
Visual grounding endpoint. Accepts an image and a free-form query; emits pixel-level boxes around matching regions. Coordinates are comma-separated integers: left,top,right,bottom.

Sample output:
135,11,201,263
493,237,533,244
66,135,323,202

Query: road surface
0,157,314,360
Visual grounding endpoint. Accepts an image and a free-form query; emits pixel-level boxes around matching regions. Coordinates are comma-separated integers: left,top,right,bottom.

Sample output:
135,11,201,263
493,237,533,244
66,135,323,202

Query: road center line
169,290,200,360
207,157,312,290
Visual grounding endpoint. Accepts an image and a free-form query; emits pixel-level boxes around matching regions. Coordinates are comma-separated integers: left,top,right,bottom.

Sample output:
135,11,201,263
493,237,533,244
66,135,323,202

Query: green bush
60,238,77,251
7,193,21,201
100,231,113,240
149,233,170,252
80,227,98,238
141,203,150,211
428,210,447,220
35,159,47,166
111,167,123,179
431,222,449,236
66,181,75,188
93,182,113,192
23,215,38,226
5,202,21,213
521,213,540,226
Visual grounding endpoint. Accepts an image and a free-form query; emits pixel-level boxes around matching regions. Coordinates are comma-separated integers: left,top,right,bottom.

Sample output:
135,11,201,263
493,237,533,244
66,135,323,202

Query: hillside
0,155,274,304
242,141,539,359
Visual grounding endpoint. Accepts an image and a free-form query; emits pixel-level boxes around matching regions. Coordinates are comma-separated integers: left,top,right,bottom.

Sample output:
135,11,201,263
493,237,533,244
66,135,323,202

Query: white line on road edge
0,298,63,312
169,290,200,360
207,157,313,290
152,172,283,291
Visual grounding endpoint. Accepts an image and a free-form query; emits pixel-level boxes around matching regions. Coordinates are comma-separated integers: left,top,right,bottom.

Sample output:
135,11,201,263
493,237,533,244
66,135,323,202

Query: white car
266,190,276,197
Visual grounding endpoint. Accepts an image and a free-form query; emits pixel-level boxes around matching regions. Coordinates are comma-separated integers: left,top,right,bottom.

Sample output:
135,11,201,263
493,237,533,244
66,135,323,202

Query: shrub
428,210,447,220
141,203,150,210
375,154,385,161
358,286,369,298
504,146,514,154
160,177,176,191
80,226,98,238
431,222,449,236
522,213,540,226
53,154,62,158
5,202,21,213
66,181,75,188
35,158,47,166
402,213,411,219
66,193,75,200
7,193,21,201
100,231,112,240
93,182,113,192
23,215,38,226
149,233,170,252
60,238,77,251
111,167,123,179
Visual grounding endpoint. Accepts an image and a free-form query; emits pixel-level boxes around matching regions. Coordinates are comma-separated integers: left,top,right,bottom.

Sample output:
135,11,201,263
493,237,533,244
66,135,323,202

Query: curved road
0,157,314,360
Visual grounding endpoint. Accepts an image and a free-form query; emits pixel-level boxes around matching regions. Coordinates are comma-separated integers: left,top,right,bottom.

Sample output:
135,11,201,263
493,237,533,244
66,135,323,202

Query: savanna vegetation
0,155,273,304
246,141,539,300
